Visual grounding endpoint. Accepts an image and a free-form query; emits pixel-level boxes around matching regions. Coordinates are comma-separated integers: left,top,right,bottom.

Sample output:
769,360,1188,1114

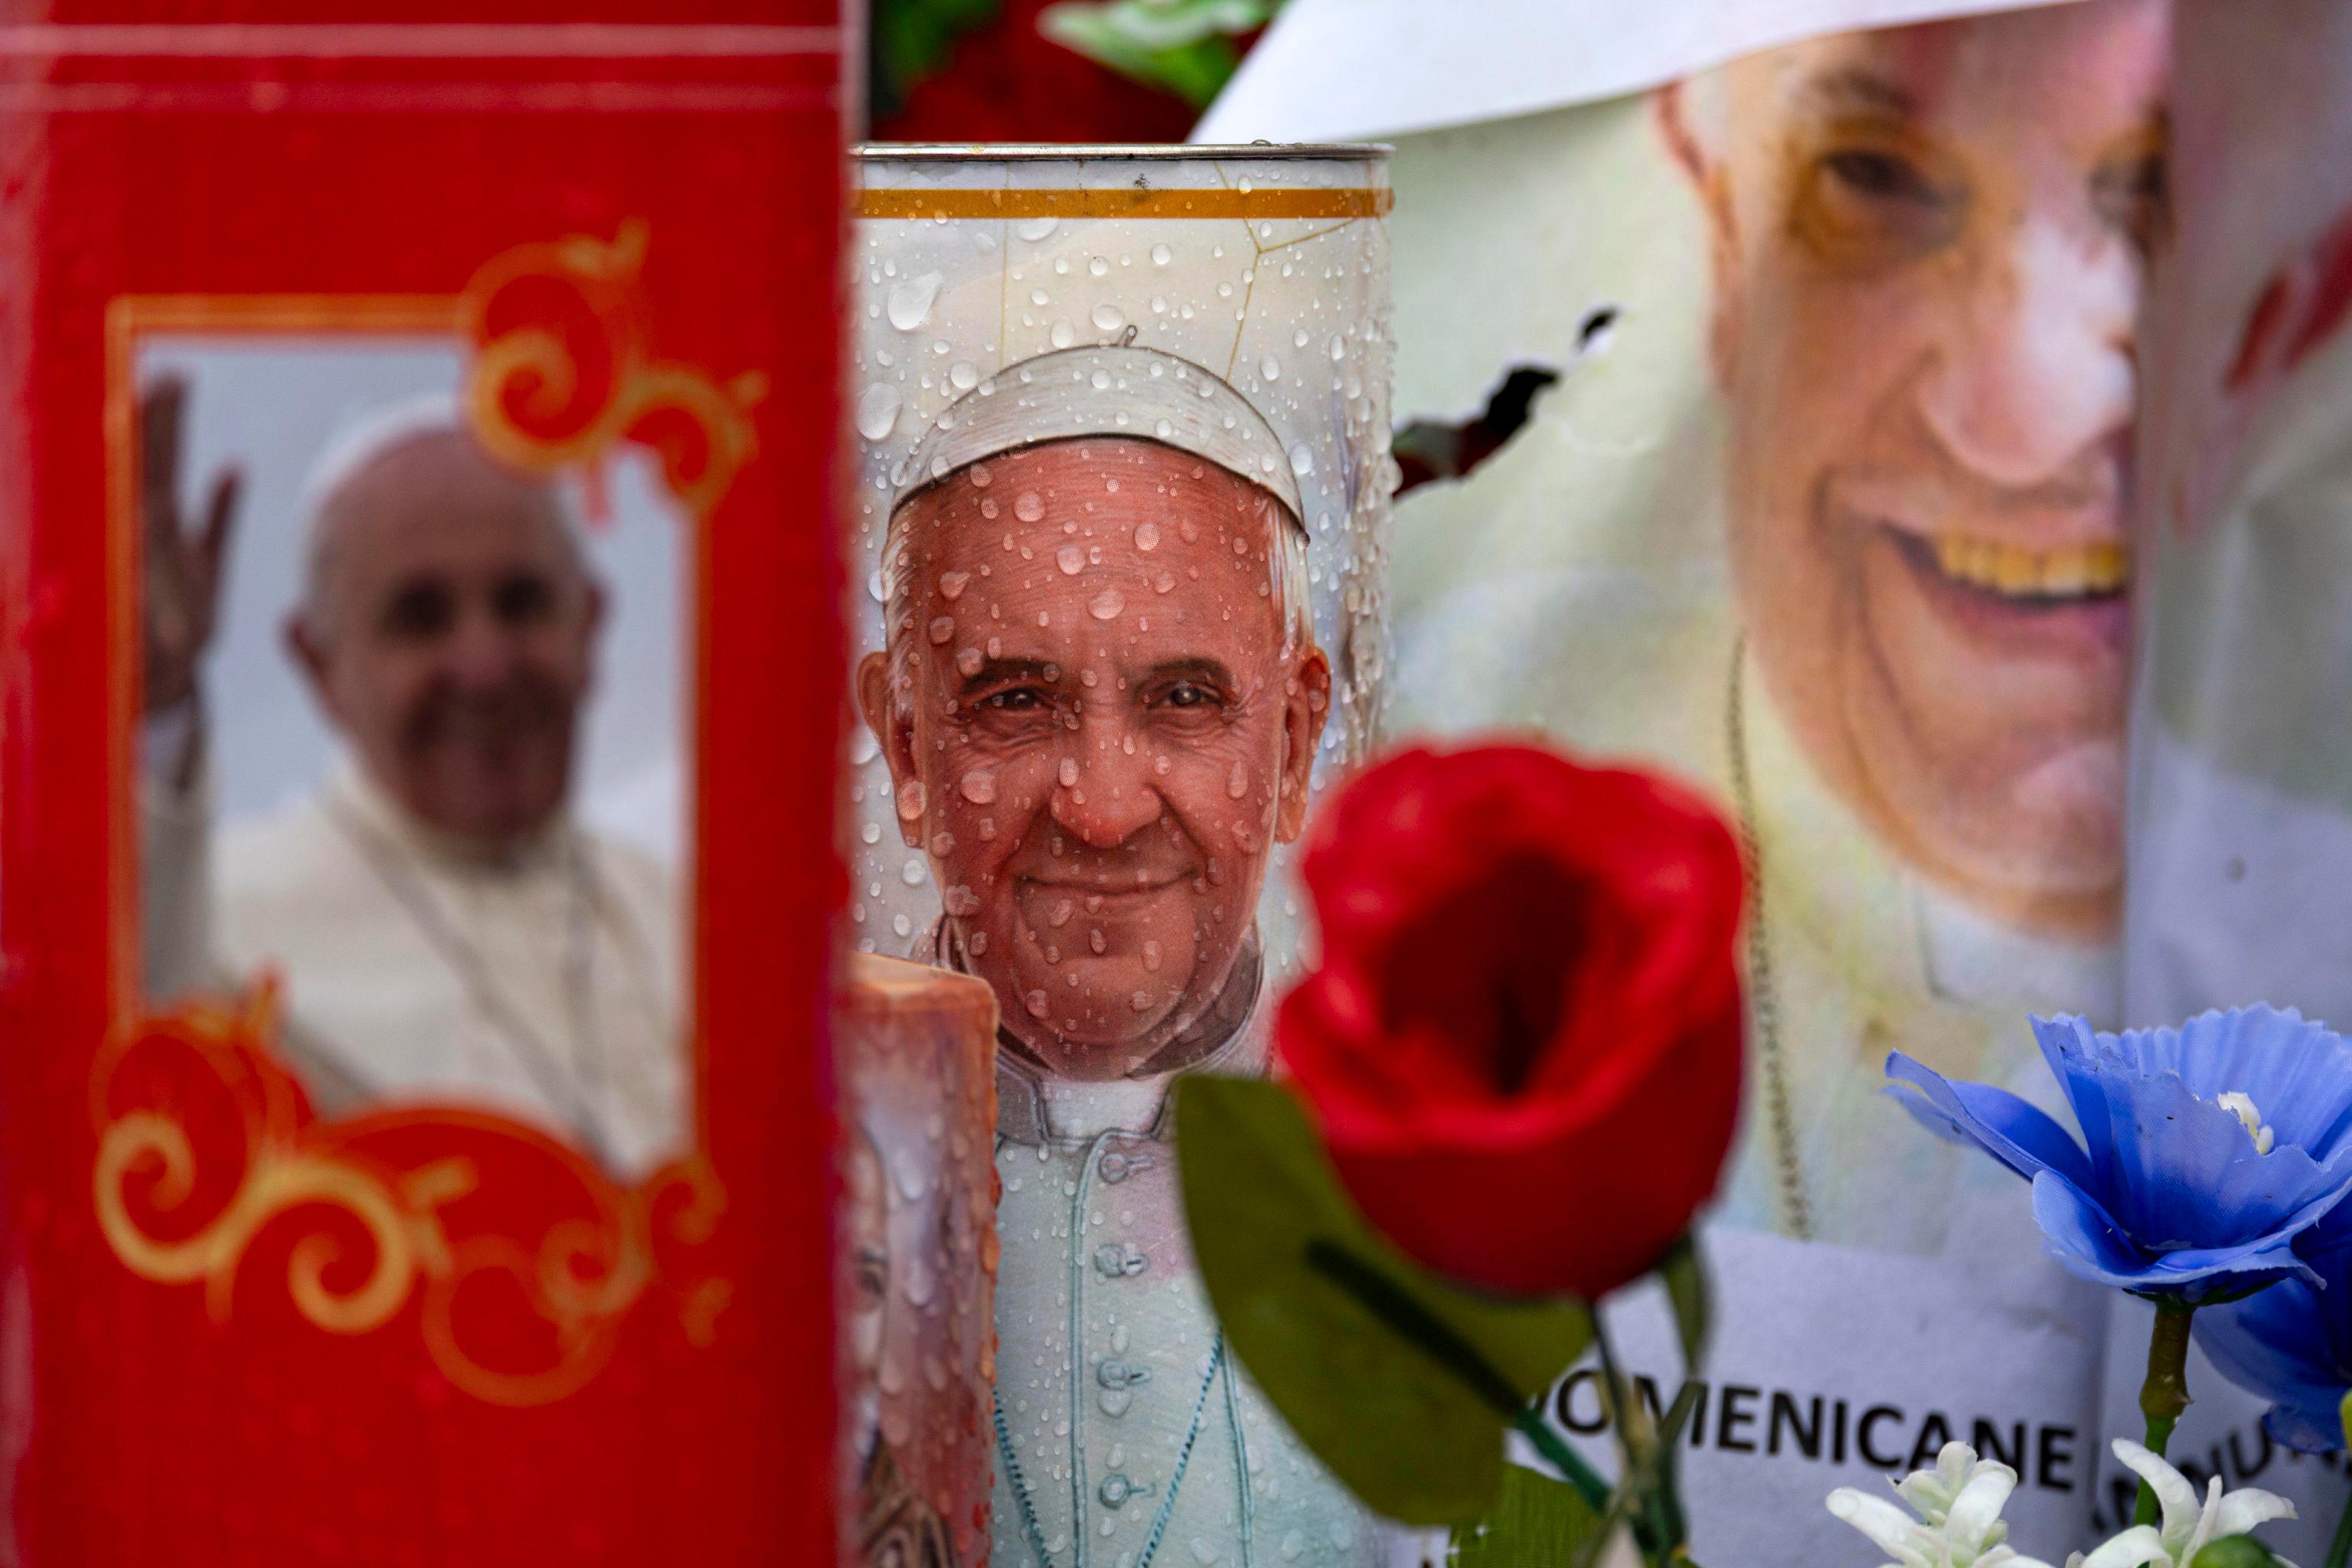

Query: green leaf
1175,1076,1592,1525
2190,1540,2285,1567
1659,1234,1710,1368
1452,1465,1609,1568
1037,0,1276,107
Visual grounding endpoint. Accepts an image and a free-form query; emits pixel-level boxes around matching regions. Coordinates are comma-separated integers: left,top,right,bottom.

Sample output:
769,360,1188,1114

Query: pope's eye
1164,682,1213,708
1822,148,1938,204
981,688,1045,711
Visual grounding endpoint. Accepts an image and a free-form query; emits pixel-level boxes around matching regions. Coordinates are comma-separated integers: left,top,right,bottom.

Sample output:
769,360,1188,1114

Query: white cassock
145,751,686,1178
925,930,1411,1568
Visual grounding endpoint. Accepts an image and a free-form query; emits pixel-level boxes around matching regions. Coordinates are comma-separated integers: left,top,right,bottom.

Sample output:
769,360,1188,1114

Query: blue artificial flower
1886,1006,2352,1305
2197,1243,2352,1453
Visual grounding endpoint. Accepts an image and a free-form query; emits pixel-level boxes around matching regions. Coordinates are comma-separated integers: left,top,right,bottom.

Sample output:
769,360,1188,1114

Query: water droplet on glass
849,728,880,765
1227,760,1249,799
1088,256,1109,277
897,783,927,822
1056,544,1086,575
1150,242,1173,266
885,271,942,332
856,383,903,442
956,646,984,677
900,857,926,885
1089,587,1125,620
1050,318,1076,349
1015,492,1046,523
1091,303,1125,334
1259,354,1282,382
949,360,978,390
1024,989,1051,1018
939,571,972,603
1288,443,1315,477
1057,758,1080,789
859,821,881,844
928,616,956,645
959,772,998,805
1292,328,1310,349
1016,216,1059,242
1134,522,1160,552
1153,571,1176,594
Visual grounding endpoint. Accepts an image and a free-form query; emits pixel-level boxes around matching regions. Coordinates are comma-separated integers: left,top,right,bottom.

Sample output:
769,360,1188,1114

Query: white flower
2060,1440,2298,1568
1828,1442,2060,1568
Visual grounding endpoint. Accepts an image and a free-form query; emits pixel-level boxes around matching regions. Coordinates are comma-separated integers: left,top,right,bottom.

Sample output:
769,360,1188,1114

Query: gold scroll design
93,982,727,1406
459,218,767,518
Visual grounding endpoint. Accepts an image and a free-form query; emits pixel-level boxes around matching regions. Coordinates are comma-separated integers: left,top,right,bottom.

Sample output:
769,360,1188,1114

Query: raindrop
949,360,978,390
959,772,998,805
1016,216,1059,242
1050,319,1076,349
956,646,984,677
939,570,972,601
1259,354,1282,382
1024,990,1051,1018
1142,940,1162,972
928,616,956,645
1091,303,1125,334
849,729,880,765
885,271,942,332
856,383,903,443
1150,242,1173,266
1088,256,1109,277
1057,758,1080,789
1014,492,1046,522
1089,928,1107,955
892,912,913,938
1088,587,1125,620
1293,328,1311,349
897,783,927,822
1056,544,1086,575
1227,760,1249,799
1289,443,1315,477
1153,571,1176,594
900,857,926,885
1134,521,1160,552
859,822,881,844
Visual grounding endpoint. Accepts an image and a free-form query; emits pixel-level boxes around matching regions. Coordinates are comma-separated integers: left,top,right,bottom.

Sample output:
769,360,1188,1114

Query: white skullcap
297,392,469,526
891,344,1306,529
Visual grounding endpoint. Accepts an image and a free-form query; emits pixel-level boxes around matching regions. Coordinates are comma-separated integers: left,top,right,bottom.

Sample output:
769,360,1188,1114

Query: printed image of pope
1651,0,2169,1248
858,343,1392,1566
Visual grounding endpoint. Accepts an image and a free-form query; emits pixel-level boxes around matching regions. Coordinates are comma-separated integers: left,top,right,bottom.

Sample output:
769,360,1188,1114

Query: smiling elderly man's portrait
136,343,689,1178
1663,0,2168,943
857,342,1385,1566
860,343,1329,1083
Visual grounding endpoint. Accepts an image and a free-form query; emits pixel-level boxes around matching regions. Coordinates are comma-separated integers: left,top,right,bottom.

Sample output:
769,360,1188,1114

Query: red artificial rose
1276,742,1745,1300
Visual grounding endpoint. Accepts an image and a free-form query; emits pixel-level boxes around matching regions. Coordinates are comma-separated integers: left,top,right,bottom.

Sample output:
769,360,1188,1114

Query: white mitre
890,342,1306,531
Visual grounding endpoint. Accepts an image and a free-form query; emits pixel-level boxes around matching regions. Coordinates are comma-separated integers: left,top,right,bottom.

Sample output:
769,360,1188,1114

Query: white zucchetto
890,344,1306,529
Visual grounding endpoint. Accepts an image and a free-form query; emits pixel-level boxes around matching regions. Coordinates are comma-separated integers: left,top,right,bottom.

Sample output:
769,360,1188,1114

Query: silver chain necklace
1725,635,1815,1242
322,791,629,1168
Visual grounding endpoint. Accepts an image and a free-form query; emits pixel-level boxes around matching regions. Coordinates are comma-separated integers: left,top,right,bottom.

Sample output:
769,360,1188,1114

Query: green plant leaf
1037,0,1276,107
1174,1075,1592,1524
2190,1539,2284,1567
1660,1233,1710,1367
1452,1464,1609,1567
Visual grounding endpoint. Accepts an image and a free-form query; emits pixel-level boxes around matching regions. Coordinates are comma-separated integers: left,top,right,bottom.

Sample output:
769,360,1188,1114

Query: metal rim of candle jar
852,142,1392,162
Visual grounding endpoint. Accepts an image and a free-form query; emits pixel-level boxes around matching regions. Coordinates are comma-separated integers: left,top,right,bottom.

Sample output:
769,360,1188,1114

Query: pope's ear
856,648,923,844
1654,80,1743,386
283,612,344,726
1275,645,1331,844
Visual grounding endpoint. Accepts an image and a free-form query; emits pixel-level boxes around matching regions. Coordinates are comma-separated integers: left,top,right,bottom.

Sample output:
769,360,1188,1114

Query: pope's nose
1917,210,2137,490
1047,730,1165,849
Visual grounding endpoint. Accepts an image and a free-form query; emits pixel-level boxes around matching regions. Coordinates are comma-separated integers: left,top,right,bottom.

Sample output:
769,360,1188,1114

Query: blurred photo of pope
139,379,684,1177
859,344,1390,1565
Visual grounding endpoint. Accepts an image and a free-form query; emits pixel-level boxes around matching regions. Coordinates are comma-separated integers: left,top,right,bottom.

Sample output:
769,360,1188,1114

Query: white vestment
145,758,685,1177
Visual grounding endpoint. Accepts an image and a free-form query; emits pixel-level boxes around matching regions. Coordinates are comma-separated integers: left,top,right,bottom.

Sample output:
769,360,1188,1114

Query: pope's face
290,433,601,850
1695,0,2167,937
862,439,1330,1080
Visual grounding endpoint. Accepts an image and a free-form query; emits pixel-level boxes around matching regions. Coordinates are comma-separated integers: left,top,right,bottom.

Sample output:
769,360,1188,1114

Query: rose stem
2326,1393,2352,1568
1302,1240,1615,1515
2134,1300,2197,1527
1590,1309,1683,1560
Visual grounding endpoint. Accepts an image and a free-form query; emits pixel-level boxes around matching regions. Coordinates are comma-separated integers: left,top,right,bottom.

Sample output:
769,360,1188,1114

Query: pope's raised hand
139,376,241,714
